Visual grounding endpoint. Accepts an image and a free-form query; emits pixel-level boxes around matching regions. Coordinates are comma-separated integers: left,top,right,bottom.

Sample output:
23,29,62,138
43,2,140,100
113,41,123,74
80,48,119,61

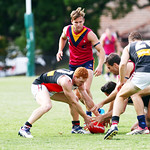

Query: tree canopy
0,0,150,57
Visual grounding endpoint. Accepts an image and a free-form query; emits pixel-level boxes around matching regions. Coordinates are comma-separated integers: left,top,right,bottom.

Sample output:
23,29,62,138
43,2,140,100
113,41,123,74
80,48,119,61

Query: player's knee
121,108,125,114
117,93,127,100
130,94,138,101
42,104,52,113
69,101,77,108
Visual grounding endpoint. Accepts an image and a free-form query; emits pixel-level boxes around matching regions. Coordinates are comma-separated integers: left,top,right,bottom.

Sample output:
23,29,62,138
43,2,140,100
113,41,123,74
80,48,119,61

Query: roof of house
98,4,150,39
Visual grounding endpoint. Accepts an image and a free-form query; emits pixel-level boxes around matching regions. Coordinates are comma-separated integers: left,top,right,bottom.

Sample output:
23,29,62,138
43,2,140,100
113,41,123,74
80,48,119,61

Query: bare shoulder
88,30,99,44
63,25,69,32
88,30,97,38
124,44,130,51
58,75,72,87
61,25,69,38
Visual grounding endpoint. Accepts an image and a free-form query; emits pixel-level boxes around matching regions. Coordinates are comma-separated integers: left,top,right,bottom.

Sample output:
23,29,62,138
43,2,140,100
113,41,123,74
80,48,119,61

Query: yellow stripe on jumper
71,26,87,42
137,49,150,57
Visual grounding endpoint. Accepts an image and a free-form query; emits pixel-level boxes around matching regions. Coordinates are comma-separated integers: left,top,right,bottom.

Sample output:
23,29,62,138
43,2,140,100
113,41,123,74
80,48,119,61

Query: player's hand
116,81,124,91
101,118,111,127
56,51,63,62
84,116,93,128
92,114,104,124
94,66,102,77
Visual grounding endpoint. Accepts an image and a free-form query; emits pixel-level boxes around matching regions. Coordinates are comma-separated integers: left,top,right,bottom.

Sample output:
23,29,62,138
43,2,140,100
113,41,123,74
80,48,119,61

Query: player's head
105,53,120,75
128,31,142,43
105,26,113,36
70,7,85,32
101,81,116,96
73,67,88,87
70,7,85,20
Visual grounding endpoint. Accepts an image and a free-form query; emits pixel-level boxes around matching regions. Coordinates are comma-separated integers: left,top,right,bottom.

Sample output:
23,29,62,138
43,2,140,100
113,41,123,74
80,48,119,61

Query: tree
0,0,150,58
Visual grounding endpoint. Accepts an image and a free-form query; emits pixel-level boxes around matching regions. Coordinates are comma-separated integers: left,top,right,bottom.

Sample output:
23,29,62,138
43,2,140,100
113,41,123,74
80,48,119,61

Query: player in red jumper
56,7,105,117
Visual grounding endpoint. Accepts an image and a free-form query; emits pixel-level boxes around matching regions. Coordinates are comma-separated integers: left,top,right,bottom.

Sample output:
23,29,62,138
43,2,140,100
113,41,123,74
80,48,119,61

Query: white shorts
130,72,150,89
31,84,57,98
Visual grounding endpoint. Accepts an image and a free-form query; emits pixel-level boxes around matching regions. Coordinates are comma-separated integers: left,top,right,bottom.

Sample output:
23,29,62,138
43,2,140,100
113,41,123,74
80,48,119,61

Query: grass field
0,75,150,150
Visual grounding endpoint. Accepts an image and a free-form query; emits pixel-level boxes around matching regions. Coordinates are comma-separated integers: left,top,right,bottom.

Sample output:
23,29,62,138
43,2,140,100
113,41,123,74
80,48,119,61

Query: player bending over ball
18,67,99,138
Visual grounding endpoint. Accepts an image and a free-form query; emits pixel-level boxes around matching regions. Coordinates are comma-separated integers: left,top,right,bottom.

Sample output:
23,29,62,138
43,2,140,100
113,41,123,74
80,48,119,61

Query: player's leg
126,74,150,135
19,85,52,138
146,101,150,128
131,94,144,116
28,89,52,124
51,93,90,134
104,80,140,139
52,92,80,121
83,69,94,116
85,69,93,98
113,80,139,117
127,93,149,135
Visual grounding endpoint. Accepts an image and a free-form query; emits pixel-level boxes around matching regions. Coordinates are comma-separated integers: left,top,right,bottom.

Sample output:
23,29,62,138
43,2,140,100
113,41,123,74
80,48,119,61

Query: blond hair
70,7,85,20
74,67,88,79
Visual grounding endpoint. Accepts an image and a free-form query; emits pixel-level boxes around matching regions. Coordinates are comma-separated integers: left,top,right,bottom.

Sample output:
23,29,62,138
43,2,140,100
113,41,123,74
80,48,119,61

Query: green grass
0,75,150,150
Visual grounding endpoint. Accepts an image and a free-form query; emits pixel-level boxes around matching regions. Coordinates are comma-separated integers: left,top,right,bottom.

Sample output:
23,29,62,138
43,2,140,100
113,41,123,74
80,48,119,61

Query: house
98,0,150,47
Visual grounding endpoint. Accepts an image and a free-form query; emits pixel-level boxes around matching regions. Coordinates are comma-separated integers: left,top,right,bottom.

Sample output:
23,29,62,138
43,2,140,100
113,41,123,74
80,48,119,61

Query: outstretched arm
97,88,118,108
56,26,68,62
78,85,99,116
59,77,92,125
119,45,130,84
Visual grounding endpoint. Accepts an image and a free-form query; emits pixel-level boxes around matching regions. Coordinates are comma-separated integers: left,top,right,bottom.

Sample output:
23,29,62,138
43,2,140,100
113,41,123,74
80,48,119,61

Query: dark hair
128,31,142,42
105,53,120,66
101,81,116,94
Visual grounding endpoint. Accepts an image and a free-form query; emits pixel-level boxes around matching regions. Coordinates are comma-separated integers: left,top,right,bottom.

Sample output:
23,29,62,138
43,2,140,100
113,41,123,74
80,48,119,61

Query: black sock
112,116,119,125
72,121,80,127
25,121,32,128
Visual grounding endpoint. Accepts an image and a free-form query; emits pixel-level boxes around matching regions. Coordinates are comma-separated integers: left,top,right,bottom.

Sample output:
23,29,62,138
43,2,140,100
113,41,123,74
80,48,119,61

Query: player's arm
97,88,118,108
59,76,91,125
116,45,130,91
98,101,114,123
119,45,130,84
88,31,105,76
56,26,68,62
78,85,99,116
93,102,113,124
125,62,134,80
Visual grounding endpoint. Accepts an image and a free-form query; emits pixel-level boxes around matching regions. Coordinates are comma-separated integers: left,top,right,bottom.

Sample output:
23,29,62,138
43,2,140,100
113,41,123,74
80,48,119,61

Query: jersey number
136,41,150,58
